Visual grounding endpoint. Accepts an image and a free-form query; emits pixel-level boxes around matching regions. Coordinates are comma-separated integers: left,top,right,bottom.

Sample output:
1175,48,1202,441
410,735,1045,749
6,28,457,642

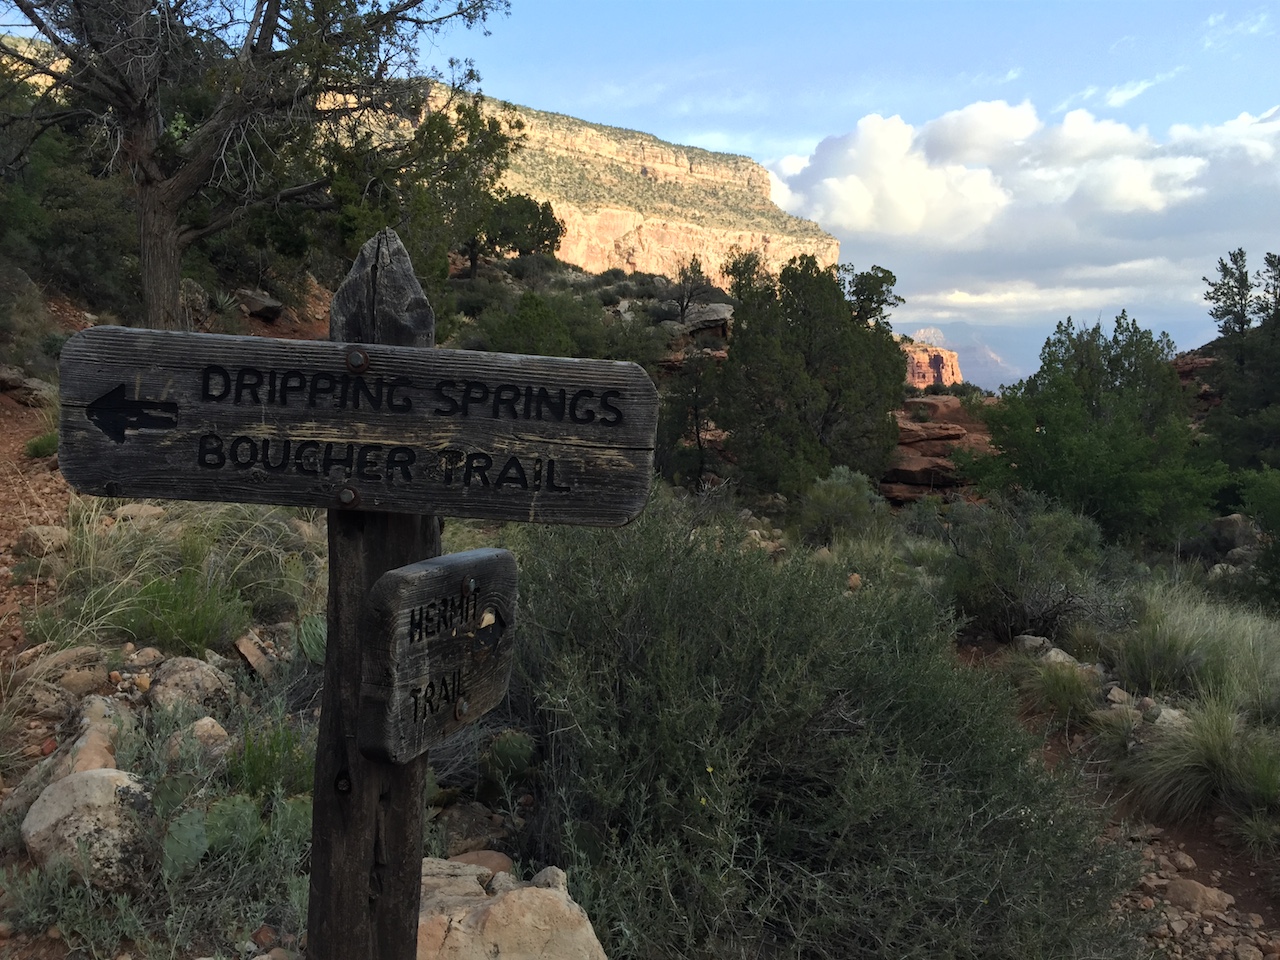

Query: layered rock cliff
901,341,964,389
881,396,994,504
494,103,840,285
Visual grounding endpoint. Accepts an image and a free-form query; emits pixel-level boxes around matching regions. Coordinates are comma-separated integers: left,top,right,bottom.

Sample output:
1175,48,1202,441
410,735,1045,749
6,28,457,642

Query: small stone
40,737,56,756
122,642,135,654
129,647,165,668
234,630,275,679
1249,914,1265,928
250,923,277,948
531,865,568,891
109,671,122,684
1238,946,1265,960
134,674,151,693
1166,878,1235,914
1042,647,1079,666
0,921,13,939
847,572,862,592
1171,851,1197,871
112,504,165,524
1106,686,1133,705
1014,634,1051,655
16,525,69,558
46,925,61,940
1139,897,1155,910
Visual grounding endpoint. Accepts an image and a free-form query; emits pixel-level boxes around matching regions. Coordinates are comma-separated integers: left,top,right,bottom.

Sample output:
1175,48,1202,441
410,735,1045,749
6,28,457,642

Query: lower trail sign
360,547,517,765
55,230,659,960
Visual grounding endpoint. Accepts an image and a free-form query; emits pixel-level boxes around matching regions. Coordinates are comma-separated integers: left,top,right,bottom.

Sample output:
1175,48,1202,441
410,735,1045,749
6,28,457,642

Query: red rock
883,451,958,487
40,737,56,756
901,343,963,389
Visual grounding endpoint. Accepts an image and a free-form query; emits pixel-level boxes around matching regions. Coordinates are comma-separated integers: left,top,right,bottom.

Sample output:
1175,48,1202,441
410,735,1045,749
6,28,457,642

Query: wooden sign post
309,233,440,960
57,230,659,960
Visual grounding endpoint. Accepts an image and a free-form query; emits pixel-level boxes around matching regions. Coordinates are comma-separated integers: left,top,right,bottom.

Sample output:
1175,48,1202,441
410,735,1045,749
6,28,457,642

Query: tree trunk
137,180,185,330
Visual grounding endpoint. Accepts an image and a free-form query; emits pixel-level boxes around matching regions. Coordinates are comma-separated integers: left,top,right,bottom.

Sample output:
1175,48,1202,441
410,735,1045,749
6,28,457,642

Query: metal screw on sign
454,698,470,722
337,486,360,508
345,347,370,372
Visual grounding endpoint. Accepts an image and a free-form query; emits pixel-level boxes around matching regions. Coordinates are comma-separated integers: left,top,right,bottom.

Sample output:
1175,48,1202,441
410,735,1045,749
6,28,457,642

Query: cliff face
901,342,964,389
495,103,840,285
881,396,994,504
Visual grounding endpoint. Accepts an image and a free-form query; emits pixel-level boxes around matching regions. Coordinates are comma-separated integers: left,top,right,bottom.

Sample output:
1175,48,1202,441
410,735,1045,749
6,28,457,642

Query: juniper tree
0,0,508,328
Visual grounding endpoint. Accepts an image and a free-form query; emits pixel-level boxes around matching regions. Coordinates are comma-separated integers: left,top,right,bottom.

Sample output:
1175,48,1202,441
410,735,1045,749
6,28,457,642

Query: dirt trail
0,395,70,656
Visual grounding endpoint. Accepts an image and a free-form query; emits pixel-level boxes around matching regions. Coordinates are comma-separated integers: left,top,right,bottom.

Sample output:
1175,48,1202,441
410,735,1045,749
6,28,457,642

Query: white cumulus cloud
769,97,1280,379
773,112,1011,246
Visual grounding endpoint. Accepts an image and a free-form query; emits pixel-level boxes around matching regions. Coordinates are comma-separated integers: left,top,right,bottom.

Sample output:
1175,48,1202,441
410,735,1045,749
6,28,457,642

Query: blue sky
442,1,1278,383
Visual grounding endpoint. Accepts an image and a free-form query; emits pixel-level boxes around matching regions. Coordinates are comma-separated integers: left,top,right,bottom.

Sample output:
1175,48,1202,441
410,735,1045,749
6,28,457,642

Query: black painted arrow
86,384,179,444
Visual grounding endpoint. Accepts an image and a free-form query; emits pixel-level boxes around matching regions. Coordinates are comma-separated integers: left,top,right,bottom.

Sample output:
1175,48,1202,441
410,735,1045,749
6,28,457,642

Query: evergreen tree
964,313,1224,541
715,253,905,496
1200,248,1280,471
1203,248,1255,339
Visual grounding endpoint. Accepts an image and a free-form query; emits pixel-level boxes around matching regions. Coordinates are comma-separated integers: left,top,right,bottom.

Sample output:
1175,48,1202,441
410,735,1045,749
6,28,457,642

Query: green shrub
1119,700,1256,821
475,291,574,357
118,569,249,656
453,276,516,318
1104,581,1280,710
1011,656,1102,727
907,492,1128,643
792,466,885,547
508,493,1142,959
24,430,58,459
227,719,315,798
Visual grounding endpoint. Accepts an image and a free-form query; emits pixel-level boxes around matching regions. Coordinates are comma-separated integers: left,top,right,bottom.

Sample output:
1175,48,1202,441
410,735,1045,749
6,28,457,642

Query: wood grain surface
359,548,516,764
59,325,657,525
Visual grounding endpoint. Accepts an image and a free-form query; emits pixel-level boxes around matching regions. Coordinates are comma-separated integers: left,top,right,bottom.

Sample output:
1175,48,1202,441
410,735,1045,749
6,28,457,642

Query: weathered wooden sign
359,548,516,765
58,325,658,525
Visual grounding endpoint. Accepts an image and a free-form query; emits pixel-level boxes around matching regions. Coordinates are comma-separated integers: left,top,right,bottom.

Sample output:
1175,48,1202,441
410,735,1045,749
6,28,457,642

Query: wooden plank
308,230,440,960
359,548,516,765
58,326,658,525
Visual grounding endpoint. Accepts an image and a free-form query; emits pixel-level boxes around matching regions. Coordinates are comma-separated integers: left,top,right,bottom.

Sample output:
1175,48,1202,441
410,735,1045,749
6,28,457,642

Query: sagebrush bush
906,492,1131,642
792,466,885,547
508,492,1142,960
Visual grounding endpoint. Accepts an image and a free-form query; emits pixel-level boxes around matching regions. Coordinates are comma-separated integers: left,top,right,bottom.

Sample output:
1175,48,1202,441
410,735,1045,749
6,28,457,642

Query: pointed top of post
331,229,435,348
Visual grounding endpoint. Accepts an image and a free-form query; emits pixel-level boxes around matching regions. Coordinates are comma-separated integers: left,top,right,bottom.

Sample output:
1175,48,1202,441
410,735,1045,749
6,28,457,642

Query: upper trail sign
59,325,658,526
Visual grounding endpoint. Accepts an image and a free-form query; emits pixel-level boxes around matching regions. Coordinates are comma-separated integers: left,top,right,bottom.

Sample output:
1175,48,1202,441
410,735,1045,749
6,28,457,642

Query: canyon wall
495,103,840,285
